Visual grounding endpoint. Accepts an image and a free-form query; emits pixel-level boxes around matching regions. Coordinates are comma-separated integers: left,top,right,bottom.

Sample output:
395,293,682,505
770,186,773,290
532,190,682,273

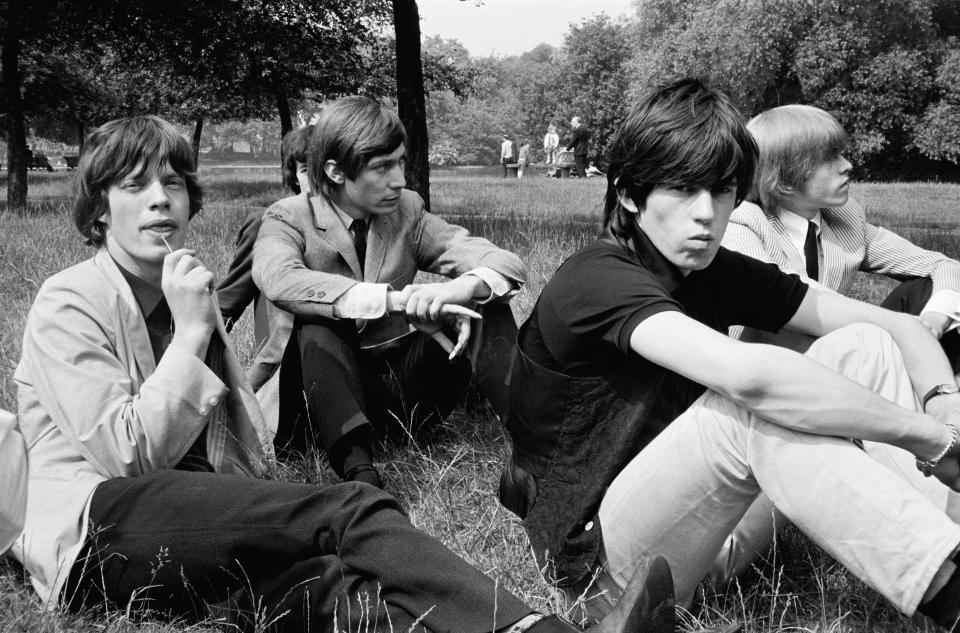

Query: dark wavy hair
309,96,406,196
281,124,315,194
74,115,202,247
603,78,757,253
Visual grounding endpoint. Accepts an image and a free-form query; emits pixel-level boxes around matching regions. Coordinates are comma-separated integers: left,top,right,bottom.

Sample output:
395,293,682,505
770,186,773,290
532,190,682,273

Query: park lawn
1,169,959,632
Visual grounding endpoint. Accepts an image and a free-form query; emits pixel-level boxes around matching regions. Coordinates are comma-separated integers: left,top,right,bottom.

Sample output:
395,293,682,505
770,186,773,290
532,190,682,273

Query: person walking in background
500,133,515,178
543,124,560,167
517,141,531,179
565,116,591,178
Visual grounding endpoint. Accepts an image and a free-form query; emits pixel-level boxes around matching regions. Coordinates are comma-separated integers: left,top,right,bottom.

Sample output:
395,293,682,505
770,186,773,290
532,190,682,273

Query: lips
141,219,179,234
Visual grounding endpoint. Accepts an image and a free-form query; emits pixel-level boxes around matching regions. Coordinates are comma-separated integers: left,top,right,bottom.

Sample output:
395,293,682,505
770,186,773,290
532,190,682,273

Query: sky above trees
416,0,634,56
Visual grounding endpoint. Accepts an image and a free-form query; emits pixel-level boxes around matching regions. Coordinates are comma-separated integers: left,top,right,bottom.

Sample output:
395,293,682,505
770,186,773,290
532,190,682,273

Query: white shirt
329,203,515,319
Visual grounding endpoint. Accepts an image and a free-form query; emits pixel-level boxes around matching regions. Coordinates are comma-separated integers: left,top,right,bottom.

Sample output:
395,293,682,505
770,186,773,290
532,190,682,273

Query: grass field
1,169,960,632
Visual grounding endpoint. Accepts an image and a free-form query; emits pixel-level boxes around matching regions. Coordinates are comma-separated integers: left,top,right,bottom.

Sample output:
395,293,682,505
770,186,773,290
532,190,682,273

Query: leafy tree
557,13,632,164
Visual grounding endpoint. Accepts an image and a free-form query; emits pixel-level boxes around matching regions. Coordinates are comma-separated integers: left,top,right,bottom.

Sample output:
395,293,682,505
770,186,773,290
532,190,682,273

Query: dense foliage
627,0,960,179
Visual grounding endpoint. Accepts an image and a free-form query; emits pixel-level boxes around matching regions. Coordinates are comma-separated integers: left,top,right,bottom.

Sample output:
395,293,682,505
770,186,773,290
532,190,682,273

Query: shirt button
306,289,315,297
584,521,594,532
316,291,325,298
199,406,209,416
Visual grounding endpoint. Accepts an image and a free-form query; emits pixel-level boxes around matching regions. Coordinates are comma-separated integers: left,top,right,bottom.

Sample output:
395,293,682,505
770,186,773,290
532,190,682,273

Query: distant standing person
543,124,560,166
565,116,591,178
517,142,530,179
500,134,515,178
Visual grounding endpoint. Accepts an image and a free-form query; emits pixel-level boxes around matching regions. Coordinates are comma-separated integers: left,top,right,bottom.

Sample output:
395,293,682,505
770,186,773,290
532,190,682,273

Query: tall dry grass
1,168,959,632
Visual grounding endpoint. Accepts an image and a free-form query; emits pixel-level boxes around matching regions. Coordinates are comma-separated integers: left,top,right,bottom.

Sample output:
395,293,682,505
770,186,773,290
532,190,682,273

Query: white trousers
581,324,960,616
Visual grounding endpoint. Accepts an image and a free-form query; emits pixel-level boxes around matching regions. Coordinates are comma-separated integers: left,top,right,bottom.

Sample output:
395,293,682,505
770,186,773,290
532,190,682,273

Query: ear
617,190,640,214
323,160,345,185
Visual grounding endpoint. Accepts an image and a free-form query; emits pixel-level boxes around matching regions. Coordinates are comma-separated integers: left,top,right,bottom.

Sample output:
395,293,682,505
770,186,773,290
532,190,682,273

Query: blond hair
747,104,848,210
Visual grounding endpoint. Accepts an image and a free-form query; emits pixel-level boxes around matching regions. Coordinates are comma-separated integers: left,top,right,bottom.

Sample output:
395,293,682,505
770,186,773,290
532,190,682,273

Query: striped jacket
723,199,960,296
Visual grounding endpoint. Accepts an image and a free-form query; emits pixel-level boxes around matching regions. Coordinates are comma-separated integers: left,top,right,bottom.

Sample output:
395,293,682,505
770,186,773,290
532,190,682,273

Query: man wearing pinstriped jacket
714,103,960,589
723,104,960,352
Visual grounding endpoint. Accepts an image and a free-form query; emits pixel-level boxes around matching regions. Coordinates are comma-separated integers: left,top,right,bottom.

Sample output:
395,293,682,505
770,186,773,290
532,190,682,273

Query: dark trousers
573,154,587,178
65,470,531,632
881,277,960,371
276,303,518,460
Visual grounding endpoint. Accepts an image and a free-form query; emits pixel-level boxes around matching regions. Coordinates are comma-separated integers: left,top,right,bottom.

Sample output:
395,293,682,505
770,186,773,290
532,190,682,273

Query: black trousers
276,303,518,458
881,277,960,371
65,470,531,632
573,154,587,179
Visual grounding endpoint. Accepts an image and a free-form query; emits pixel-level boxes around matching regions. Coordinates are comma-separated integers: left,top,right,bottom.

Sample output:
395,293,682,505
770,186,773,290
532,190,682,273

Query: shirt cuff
921,289,960,332
332,283,390,319
463,267,516,303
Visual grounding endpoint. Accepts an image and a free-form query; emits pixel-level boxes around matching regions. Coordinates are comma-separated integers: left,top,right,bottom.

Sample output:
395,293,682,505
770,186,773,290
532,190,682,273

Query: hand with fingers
387,280,484,360
162,249,217,359
920,311,952,340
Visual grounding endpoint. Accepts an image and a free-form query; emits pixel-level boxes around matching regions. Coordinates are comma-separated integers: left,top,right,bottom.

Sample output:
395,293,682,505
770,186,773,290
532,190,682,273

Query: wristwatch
922,383,960,411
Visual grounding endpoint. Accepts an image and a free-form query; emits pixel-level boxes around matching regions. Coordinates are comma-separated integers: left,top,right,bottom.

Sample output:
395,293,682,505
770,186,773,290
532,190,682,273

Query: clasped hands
387,278,485,360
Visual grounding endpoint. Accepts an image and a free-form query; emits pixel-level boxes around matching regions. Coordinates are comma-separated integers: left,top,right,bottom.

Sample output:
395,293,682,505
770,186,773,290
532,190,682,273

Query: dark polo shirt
500,227,808,585
115,262,214,473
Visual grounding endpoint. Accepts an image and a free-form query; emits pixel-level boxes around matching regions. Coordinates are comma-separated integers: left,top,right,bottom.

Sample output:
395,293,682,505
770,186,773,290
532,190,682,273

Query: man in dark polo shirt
500,78,960,630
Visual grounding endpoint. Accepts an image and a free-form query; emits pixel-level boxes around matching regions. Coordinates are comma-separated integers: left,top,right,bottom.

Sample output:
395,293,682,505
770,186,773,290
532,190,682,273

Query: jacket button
208,397,219,406
316,291,325,298
306,290,314,297
199,406,209,416
584,521,594,532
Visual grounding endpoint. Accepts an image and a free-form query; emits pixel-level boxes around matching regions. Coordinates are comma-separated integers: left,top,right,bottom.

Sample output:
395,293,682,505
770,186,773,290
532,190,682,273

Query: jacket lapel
93,251,157,381
765,209,806,273
309,194,363,279
366,213,391,283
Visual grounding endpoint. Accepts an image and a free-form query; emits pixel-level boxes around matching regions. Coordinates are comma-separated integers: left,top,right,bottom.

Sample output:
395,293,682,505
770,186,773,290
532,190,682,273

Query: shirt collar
780,208,822,255
113,258,164,318
329,199,369,231
618,221,686,293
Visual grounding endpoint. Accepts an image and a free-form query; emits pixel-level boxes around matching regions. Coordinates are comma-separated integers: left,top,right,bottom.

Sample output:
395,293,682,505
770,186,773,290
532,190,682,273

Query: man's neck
778,197,819,220
327,191,370,222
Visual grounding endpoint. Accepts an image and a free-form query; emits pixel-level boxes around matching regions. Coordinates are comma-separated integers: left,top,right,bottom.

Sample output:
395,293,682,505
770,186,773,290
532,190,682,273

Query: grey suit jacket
251,188,526,390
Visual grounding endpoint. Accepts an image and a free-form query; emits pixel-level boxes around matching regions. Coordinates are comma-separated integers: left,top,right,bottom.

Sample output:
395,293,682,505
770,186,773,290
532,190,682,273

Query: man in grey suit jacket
254,96,527,487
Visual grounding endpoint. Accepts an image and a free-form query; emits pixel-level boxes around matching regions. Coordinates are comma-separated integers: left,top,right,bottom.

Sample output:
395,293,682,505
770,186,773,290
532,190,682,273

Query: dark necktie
353,219,368,276
804,220,819,281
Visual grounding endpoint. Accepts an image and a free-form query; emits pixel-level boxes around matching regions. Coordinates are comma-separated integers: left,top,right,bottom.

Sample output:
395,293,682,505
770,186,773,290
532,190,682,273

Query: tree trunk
276,90,293,137
276,89,293,180
2,0,28,211
192,115,203,166
76,118,85,154
392,0,430,210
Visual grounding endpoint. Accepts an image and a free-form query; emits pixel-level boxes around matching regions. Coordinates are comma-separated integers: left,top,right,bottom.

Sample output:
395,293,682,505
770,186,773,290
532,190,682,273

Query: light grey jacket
13,251,274,604
0,409,26,556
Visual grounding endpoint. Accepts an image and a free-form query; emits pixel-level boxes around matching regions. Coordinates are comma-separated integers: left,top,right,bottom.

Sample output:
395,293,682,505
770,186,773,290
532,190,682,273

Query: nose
838,155,852,174
389,164,406,189
145,178,170,209
690,189,716,224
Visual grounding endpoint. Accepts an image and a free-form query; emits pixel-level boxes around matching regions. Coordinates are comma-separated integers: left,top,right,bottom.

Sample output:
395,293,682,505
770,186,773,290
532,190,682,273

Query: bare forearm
728,343,948,460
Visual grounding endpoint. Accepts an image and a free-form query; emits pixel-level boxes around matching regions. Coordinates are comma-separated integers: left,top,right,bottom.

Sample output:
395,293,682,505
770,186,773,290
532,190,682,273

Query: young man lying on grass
500,78,960,632
10,114,675,633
